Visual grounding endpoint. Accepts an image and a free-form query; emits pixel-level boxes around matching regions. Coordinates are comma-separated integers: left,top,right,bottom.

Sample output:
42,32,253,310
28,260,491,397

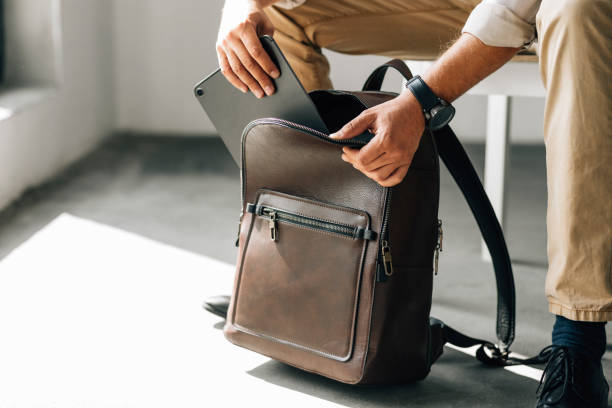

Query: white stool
403,56,545,261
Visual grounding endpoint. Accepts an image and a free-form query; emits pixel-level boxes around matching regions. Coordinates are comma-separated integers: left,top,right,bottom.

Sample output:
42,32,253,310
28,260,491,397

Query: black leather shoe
536,346,609,407
202,295,230,319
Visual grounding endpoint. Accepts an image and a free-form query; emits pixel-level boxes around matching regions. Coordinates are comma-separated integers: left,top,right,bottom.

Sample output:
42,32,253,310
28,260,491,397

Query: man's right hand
216,0,280,98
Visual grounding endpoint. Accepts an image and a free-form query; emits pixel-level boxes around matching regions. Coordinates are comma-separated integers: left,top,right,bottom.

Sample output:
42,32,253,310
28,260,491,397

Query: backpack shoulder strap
363,59,516,351
430,317,552,367
433,125,515,350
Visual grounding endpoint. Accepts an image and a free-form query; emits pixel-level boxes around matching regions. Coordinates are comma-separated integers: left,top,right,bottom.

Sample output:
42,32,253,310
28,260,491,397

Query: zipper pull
381,240,394,276
235,212,243,247
268,210,278,241
438,219,443,252
434,219,443,275
434,248,440,276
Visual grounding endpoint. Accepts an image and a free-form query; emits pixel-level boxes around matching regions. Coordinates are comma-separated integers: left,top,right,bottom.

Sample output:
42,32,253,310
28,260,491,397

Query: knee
540,0,600,30
563,0,599,24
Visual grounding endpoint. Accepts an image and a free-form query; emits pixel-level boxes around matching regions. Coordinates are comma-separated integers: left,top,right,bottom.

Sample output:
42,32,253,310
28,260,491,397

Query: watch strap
405,76,440,113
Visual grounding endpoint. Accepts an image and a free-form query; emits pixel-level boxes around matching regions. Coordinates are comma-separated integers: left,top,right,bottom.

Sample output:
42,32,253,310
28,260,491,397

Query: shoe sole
202,303,228,319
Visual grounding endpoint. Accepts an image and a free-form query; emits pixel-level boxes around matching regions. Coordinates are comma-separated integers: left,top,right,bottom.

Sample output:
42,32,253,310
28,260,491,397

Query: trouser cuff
549,302,612,322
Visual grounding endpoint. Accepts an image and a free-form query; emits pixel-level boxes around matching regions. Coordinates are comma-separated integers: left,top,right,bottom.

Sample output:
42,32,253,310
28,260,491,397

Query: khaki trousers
265,0,612,322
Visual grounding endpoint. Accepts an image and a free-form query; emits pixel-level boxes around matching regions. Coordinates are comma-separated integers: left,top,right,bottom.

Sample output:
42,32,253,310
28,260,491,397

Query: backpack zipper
377,188,393,280
258,206,363,241
433,219,443,275
238,118,393,280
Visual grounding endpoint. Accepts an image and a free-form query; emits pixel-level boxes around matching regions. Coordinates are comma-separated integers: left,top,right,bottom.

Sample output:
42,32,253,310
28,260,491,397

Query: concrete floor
0,134,609,407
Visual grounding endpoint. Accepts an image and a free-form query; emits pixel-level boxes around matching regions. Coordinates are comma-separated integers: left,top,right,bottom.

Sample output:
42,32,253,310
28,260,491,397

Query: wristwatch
404,75,455,131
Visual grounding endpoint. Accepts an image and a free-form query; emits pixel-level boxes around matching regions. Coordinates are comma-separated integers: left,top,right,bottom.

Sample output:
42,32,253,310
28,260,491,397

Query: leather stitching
231,322,352,361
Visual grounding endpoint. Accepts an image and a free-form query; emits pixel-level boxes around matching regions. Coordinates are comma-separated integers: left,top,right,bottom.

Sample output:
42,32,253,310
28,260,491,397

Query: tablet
194,35,329,168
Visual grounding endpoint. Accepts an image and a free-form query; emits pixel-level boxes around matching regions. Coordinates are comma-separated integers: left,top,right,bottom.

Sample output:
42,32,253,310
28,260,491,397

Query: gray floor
0,134,609,407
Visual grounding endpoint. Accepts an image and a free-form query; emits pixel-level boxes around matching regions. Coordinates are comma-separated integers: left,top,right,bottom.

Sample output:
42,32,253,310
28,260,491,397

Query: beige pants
265,0,612,321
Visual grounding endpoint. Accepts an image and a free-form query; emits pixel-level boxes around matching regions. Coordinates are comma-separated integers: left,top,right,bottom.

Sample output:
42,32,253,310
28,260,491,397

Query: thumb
330,112,374,140
258,12,275,37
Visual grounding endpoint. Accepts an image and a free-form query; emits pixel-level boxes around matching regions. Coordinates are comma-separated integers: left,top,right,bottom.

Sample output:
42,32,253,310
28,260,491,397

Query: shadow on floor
247,349,540,407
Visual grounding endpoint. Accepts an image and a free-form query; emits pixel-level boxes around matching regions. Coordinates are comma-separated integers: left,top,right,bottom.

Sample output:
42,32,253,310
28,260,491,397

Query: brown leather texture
224,89,440,385
233,189,371,360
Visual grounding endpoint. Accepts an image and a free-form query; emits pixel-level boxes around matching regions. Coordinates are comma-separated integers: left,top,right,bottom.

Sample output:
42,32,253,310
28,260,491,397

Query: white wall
112,1,545,143
0,0,114,210
113,0,224,135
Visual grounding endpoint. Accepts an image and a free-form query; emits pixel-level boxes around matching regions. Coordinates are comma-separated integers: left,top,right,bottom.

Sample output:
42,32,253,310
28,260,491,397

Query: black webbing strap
362,59,516,351
432,125,516,349
430,318,552,367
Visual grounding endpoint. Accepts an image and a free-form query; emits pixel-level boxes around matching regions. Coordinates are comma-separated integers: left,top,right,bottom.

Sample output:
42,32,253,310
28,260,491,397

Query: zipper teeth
380,188,392,241
263,207,355,237
244,118,368,147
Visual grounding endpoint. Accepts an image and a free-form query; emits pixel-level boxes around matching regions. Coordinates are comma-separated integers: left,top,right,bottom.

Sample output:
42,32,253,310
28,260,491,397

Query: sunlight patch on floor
0,214,345,408
445,343,543,381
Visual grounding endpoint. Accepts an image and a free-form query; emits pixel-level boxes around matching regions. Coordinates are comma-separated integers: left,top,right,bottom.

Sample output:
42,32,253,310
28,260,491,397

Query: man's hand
329,34,520,187
330,91,425,187
216,0,280,98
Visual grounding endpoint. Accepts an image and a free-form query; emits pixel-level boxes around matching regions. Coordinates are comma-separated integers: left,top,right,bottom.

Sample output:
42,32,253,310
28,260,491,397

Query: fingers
259,13,276,37
343,158,409,187
379,165,409,187
226,48,265,98
342,148,390,172
353,135,388,167
341,155,397,183
232,40,276,96
217,19,279,98
329,111,374,140
340,128,387,168
341,148,395,180
241,26,279,79
341,143,410,187
217,47,248,93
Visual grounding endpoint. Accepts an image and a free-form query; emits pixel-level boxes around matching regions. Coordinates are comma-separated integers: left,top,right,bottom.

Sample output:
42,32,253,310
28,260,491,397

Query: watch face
429,105,456,131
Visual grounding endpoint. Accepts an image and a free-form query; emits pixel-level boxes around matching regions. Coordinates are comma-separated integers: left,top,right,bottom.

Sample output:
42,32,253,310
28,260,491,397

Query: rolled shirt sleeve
275,0,307,9
462,0,541,48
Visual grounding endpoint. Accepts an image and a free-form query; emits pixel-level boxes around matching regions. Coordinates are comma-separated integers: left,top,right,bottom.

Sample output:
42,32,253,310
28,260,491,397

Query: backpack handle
362,59,414,91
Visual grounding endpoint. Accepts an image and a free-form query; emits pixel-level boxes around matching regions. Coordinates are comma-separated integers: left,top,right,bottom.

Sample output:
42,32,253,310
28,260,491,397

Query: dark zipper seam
260,205,360,229
259,206,358,239
328,91,395,279
376,187,392,281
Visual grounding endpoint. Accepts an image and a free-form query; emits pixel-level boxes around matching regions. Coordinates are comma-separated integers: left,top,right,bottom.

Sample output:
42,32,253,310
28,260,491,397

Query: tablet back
194,36,329,168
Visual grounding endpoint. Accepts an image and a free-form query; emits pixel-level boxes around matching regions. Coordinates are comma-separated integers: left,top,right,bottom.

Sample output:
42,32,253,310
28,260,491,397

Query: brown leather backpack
223,60,518,384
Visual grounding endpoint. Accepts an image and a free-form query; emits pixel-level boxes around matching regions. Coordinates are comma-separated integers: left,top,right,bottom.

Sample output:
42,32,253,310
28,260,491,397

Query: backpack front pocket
231,189,376,361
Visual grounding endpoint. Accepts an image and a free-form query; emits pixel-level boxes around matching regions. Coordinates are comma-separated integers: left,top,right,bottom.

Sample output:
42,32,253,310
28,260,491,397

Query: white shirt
462,0,540,47
274,0,540,48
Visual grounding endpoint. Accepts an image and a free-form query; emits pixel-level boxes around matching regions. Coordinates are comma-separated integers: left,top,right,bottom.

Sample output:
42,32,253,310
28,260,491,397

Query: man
206,0,612,406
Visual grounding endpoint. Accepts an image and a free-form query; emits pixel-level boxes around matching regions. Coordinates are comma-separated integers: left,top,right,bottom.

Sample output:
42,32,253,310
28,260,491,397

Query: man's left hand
329,91,426,187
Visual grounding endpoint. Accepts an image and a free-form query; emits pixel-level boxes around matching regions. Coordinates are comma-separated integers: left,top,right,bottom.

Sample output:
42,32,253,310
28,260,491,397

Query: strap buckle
476,343,510,367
